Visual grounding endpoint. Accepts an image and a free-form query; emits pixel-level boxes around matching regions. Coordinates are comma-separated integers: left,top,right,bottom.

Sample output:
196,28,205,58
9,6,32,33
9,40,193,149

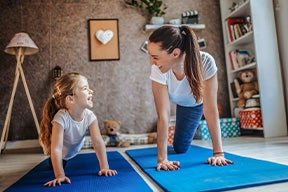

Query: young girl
40,73,117,187
147,25,233,171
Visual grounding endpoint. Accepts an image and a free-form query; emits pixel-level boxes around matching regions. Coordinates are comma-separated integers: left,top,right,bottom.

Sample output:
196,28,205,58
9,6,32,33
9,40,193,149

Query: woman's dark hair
149,25,203,103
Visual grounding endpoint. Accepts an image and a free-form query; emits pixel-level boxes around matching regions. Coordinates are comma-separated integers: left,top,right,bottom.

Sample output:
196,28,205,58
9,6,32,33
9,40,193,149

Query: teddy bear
234,69,259,108
103,119,130,147
102,119,157,148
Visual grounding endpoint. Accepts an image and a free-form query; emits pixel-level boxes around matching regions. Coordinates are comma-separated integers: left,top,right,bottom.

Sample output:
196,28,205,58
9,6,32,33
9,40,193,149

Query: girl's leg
173,104,203,153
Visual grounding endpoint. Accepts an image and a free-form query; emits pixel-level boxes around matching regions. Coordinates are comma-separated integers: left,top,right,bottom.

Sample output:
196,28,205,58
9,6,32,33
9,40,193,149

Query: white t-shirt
52,108,96,160
150,51,217,107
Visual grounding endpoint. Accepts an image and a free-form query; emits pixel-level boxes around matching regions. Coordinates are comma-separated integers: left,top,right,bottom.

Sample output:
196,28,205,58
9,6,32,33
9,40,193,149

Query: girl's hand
44,176,71,187
207,153,234,166
98,169,118,176
156,159,180,171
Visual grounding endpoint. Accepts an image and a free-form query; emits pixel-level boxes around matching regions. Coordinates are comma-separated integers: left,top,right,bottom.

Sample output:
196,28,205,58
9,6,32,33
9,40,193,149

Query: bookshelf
220,0,287,137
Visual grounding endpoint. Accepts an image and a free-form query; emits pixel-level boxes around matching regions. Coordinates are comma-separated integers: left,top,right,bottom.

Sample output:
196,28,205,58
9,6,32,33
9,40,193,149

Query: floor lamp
0,32,42,155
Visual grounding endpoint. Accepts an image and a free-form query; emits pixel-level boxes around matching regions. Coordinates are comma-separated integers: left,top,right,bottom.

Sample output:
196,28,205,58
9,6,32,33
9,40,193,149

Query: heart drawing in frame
95,30,114,45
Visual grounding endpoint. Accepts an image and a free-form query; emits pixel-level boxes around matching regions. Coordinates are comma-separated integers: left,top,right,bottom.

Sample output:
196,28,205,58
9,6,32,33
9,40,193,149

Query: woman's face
147,42,179,73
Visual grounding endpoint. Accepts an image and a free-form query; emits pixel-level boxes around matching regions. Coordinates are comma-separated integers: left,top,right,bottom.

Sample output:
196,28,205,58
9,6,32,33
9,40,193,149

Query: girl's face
72,77,94,109
147,42,180,73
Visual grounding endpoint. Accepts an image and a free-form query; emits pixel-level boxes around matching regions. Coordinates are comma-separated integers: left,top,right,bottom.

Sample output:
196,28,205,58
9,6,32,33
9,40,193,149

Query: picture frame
140,41,148,54
197,38,206,50
88,19,120,61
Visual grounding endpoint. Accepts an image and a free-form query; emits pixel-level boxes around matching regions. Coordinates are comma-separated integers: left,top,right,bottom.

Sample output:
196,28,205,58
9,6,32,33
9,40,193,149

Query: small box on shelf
181,10,199,24
239,107,263,129
195,118,240,140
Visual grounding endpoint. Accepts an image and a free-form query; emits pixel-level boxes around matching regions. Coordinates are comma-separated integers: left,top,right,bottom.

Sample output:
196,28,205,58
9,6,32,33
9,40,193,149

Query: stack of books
225,17,252,43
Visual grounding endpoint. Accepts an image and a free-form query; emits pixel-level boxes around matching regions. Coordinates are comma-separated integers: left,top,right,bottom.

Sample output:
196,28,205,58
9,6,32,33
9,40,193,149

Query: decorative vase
150,16,164,25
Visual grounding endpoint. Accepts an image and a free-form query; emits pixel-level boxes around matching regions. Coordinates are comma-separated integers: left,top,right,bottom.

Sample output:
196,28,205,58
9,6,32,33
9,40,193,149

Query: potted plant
124,0,167,24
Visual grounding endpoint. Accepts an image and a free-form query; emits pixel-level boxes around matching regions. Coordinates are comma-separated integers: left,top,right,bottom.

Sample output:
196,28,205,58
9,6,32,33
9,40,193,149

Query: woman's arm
89,119,117,176
203,74,222,153
203,74,233,165
44,122,71,187
152,81,180,171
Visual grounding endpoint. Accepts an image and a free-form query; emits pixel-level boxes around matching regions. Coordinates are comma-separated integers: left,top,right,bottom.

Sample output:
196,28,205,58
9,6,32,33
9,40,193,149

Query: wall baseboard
5,139,41,150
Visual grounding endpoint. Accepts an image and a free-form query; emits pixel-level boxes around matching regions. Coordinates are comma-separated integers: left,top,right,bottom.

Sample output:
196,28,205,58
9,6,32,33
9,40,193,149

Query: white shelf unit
145,24,205,31
220,0,287,137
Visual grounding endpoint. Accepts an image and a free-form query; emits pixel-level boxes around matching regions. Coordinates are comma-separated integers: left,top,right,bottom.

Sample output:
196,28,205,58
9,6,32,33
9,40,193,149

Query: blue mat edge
5,151,123,190
125,147,163,190
4,151,153,192
125,145,288,192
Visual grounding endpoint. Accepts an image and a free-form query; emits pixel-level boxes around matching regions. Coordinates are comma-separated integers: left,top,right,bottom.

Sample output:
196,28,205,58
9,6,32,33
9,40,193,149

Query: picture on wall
88,19,120,61
140,41,148,54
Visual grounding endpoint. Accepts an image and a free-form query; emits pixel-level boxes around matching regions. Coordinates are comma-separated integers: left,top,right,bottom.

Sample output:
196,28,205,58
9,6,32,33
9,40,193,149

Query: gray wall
0,0,229,141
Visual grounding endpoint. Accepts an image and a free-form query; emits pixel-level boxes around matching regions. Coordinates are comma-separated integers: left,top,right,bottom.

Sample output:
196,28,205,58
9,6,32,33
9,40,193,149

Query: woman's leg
173,104,203,153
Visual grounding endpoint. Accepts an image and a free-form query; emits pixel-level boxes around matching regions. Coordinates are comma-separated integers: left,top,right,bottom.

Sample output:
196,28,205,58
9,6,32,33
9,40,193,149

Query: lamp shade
4,32,39,55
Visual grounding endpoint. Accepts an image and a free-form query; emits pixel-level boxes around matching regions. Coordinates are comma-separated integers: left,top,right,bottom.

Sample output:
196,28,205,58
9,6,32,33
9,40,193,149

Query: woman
147,26,233,171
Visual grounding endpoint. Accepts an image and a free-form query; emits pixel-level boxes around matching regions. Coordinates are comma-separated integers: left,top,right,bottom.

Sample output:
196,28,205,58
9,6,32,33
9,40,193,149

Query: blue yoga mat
126,145,288,192
5,151,152,192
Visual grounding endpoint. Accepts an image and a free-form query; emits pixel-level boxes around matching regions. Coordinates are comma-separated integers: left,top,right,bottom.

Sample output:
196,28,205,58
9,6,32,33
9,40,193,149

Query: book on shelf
225,17,244,42
228,50,238,70
230,81,238,98
230,77,242,99
236,50,250,67
228,49,255,70
225,17,252,42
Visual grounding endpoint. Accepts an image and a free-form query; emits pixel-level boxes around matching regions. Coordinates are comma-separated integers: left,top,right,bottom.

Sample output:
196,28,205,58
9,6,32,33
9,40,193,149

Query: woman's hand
98,169,118,176
156,159,180,171
207,154,234,166
44,176,71,187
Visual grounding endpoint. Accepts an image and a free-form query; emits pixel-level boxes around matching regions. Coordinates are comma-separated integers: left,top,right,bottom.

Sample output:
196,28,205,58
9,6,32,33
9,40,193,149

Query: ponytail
180,26,203,103
39,97,59,154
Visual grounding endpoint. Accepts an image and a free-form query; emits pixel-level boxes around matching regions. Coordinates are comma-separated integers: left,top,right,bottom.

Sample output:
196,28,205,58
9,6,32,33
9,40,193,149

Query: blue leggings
173,104,203,153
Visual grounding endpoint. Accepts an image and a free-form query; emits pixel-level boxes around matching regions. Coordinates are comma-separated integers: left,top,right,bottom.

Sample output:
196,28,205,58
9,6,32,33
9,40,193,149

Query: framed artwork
140,41,148,54
197,38,206,50
88,19,120,61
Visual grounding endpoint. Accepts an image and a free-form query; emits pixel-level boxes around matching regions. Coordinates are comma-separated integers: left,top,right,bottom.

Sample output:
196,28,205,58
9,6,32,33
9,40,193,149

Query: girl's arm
202,74,233,166
89,119,117,176
151,81,180,171
44,122,71,187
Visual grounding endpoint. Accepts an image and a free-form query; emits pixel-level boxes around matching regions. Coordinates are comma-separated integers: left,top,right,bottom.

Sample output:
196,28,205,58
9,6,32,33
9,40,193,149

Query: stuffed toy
234,69,259,107
103,119,157,148
103,119,130,147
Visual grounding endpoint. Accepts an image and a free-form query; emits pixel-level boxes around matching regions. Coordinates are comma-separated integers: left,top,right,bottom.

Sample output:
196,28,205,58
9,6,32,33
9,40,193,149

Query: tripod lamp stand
0,32,40,154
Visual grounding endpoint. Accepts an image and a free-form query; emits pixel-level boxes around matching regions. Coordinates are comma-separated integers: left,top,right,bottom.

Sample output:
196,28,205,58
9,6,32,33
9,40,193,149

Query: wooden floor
1,136,288,192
